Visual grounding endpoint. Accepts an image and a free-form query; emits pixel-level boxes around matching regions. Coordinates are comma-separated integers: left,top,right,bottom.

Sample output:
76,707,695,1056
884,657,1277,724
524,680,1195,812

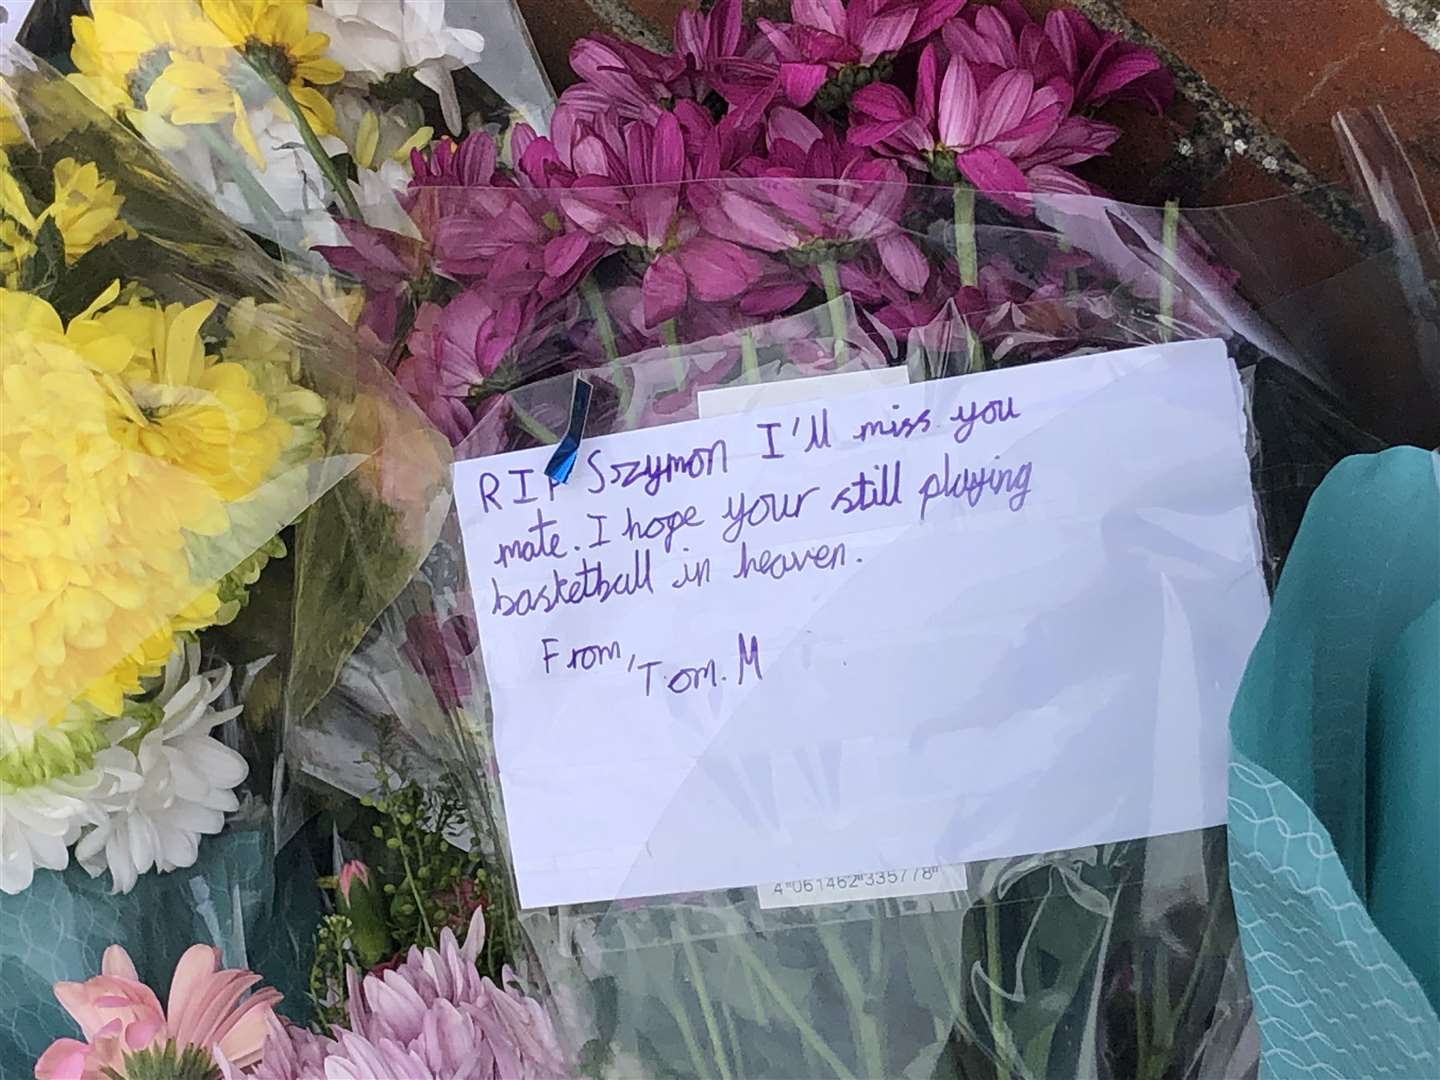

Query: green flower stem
1134,944,1150,1070
1159,198,1180,343
986,901,1011,1080
721,1001,744,1078
582,275,620,362
661,319,686,389
1151,937,1173,1050
197,125,285,233
385,300,418,370
580,276,633,426
734,936,857,1079
740,328,761,384
868,913,884,984
255,65,363,222
953,182,978,287
921,913,964,1026
818,923,885,1079
658,977,712,1080
818,256,850,367
680,919,734,1080
952,183,985,373
1058,236,1079,294
739,940,769,1028
1165,871,1223,1059
390,817,435,948
1077,902,1118,1078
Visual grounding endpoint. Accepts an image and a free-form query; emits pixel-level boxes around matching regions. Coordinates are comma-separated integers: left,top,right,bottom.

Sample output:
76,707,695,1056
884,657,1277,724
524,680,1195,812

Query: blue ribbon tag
544,376,594,484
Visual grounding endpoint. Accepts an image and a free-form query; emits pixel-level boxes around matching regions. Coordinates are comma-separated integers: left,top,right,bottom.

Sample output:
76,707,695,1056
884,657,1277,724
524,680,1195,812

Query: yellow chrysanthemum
0,102,25,152
0,168,37,286
0,157,134,287
67,0,227,147
85,296,293,503
221,298,327,442
0,288,225,727
45,160,133,261
183,297,326,595
299,273,366,327
153,0,343,166
0,50,31,151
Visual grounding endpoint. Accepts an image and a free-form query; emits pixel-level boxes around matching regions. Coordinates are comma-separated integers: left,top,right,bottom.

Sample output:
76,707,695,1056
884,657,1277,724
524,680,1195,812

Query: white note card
453,340,1269,909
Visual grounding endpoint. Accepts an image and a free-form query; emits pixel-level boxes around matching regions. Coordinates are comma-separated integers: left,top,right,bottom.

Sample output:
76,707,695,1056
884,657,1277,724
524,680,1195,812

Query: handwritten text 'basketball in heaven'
471,392,1032,682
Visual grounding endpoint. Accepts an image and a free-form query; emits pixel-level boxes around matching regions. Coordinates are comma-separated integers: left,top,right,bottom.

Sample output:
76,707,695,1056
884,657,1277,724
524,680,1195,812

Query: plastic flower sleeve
334,295,1267,1080
23,0,553,258
0,49,447,1070
2,46,449,739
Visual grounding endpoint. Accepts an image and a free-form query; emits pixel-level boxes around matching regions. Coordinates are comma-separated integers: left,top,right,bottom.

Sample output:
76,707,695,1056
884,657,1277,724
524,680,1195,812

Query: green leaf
18,215,64,297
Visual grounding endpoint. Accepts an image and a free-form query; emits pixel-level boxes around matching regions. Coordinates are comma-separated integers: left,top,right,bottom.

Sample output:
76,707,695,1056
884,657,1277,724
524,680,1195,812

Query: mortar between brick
1382,0,1440,50
584,0,668,50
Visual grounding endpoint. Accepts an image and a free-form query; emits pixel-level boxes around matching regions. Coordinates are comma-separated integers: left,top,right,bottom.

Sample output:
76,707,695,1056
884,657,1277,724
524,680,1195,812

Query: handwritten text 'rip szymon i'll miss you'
467,390,1033,689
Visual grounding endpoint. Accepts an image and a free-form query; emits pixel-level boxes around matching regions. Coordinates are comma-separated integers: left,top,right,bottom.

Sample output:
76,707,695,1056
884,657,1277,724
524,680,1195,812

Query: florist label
756,862,972,910
453,340,1269,910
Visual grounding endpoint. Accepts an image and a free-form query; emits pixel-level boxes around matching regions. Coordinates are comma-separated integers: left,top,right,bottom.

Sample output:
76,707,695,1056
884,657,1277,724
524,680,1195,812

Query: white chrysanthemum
75,643,248,894
311,0,485,134
0,769,105,895
206,109,345,244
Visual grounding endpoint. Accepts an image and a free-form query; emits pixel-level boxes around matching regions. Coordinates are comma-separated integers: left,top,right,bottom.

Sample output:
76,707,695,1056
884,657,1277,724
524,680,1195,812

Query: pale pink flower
35,944,280,1080
414,130,610,300
562,35,686,122
327,908,569,1079
674,0,750,102
712,0,964,122
395,291,544,445
219,1017,333,1080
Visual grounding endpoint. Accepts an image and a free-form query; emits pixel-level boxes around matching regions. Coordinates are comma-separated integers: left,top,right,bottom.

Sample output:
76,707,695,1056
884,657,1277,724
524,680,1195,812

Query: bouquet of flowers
31,906,566,1078
58,0,546,253
0,39,451,1073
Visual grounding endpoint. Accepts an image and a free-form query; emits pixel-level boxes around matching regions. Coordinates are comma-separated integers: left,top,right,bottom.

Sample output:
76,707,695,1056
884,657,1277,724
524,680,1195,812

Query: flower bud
337,860,371,903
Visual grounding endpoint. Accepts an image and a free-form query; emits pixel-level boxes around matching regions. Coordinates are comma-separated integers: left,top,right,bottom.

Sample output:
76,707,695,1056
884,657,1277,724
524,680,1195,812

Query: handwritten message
455,341,1270,909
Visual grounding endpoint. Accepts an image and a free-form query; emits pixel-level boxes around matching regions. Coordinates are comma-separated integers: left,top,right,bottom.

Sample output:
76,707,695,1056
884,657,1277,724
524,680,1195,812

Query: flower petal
877,233,931,293
676,237,763,302
937,55,979,149
778,63,829,107
956,146,1030,195
642,254,689,328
